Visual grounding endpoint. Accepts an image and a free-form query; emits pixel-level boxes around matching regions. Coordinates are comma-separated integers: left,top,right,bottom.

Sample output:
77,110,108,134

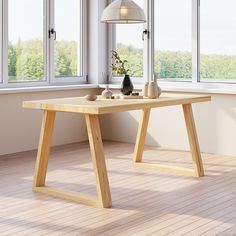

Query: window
154,0,192,81
200,0,236,82
8,0,45,83
114,0,144,78
0,0,86,88
54,0,82,78
0,0,2,83
110,0,236,89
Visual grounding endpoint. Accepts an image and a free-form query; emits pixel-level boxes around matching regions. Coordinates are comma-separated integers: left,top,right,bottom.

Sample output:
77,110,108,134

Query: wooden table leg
33,112,111,208
183,104,204,177
33,110,56,187
133,105,204,178
133,108,151,163
85,114,112,208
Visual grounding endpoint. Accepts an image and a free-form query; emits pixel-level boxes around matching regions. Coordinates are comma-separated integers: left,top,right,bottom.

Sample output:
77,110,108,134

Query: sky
116,0,236,55
9,0,80,43
8,0,236,56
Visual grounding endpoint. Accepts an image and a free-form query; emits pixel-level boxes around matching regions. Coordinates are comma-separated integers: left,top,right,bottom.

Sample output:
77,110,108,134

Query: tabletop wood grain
23,93,211,115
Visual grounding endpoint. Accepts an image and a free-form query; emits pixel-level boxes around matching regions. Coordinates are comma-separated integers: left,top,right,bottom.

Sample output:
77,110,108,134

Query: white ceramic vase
101,85,112,99
147,75,162,99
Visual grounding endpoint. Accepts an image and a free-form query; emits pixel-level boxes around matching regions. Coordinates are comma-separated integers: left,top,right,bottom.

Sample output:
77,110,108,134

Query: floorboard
0,141,236,236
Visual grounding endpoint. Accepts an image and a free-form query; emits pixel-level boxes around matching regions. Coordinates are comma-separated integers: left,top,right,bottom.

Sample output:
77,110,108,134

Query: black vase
121,75,133,95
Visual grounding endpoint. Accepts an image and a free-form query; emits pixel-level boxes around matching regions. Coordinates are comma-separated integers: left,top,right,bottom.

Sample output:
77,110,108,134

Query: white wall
0,0,110,156
88,0,108,84
0,88,98,155
1,89,236,157
100,92,236,157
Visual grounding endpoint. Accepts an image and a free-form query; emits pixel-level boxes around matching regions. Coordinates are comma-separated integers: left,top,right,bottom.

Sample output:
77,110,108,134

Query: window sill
0,84,98,95
100,82,236,95
158,81,236,95
2,82,236,96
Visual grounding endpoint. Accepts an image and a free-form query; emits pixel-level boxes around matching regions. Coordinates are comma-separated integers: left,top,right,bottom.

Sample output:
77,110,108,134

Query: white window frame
109,0,147,85
0,0,2,83
50,0,87,84
156,0,236,92
0,0,87,89
152,0,193,84
108,0,236,93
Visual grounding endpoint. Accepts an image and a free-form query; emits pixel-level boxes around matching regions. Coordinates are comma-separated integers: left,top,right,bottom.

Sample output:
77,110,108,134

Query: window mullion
2,0,8,86
192,0,200,83
48,0,55,83
81,0,87,77
108,24,115,78
0,0,2,84
108,0,116,79
143,0,151,83
149,0,154,82
44,0,49,84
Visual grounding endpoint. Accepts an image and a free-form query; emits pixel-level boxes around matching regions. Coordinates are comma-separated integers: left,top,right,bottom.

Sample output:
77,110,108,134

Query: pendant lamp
101,0,146,24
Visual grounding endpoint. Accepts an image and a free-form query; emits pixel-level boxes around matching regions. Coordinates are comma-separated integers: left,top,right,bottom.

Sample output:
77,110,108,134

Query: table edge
23,95,211,115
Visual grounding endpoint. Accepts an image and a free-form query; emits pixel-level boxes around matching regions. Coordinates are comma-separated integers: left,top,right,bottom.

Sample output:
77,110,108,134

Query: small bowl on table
85,94,97,101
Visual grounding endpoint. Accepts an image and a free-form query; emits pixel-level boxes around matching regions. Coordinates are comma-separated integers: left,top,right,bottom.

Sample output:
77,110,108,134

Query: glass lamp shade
101,0,146,24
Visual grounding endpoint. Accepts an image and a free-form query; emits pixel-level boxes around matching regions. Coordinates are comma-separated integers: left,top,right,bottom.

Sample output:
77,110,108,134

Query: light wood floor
1,141,236,236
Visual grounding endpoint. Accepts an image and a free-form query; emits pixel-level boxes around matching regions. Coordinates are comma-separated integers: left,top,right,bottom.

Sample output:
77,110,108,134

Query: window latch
49,28,56,40
142,29,150,41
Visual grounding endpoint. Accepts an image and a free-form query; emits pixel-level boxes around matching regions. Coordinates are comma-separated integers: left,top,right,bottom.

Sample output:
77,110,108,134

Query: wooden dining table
23,93,211,208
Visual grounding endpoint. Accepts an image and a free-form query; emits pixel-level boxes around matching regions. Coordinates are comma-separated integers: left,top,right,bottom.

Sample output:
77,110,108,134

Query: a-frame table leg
33,110,56,187
133,105,204,178
183,104,204,177
33,112,111,208
85,114,112,208
133,108,151,163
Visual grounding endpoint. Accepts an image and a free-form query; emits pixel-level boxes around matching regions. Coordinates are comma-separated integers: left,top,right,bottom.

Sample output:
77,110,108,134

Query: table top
23,93,211,115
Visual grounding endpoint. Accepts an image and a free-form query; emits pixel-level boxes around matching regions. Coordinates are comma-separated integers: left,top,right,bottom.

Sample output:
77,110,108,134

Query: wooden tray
120,95,144,99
